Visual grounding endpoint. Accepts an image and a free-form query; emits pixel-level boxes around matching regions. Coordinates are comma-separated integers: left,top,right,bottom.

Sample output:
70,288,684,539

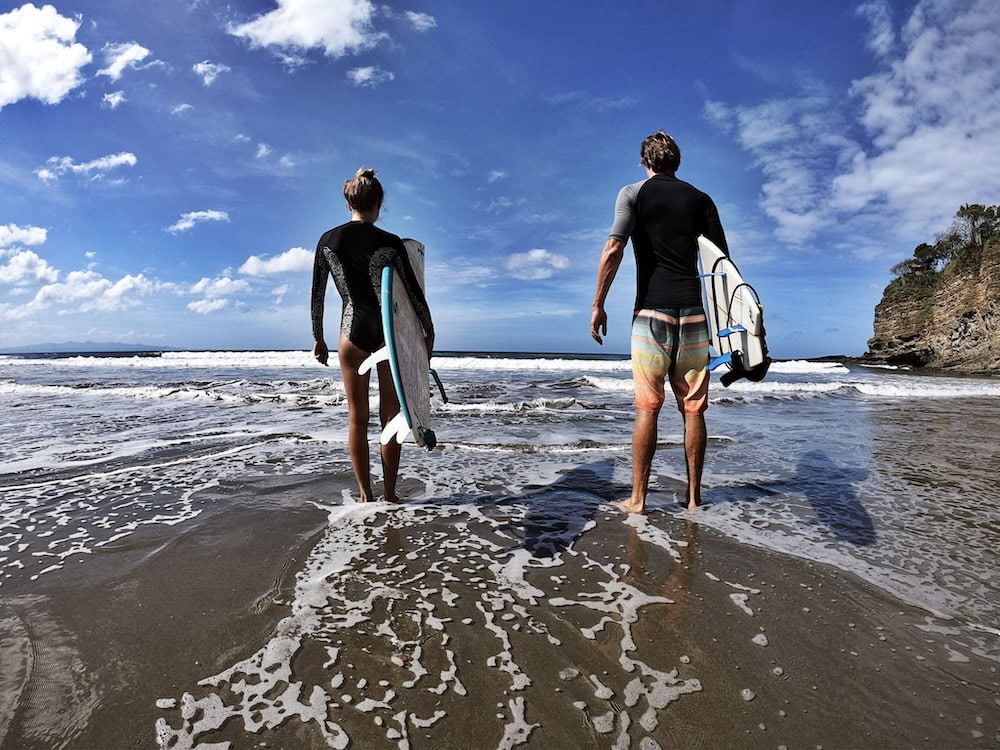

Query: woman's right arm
311,241,330,365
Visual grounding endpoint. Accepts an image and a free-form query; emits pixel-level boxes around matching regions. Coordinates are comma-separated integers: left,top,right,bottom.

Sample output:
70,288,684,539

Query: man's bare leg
376,359,401,502
615,407,658,514
683,412,707,509
338,336,374,502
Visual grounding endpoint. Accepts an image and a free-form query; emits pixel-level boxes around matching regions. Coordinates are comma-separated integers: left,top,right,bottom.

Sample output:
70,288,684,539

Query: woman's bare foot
613,497,646,514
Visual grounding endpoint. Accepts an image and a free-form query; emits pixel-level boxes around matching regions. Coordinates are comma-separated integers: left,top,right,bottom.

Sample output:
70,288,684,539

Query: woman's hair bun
356,167,377,179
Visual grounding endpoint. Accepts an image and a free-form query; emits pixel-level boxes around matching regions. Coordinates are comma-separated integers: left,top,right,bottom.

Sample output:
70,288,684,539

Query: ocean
1,350,998,748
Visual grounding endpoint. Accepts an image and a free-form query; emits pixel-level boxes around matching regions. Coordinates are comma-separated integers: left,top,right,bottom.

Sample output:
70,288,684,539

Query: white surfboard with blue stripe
698,235,771,387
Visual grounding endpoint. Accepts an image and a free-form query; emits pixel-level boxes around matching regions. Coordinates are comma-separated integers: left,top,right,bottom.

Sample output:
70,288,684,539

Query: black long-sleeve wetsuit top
311,221,434,353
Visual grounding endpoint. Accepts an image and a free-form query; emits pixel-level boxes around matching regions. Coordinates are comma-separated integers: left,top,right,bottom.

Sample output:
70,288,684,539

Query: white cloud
0,223,47,249
0,3,91,109
486,196,514,214
193,60,231,86
191,275,249,297
229,0,385,58
30,270,152,313
165,210,230,234
405,11,436,31
488,170,507,183
35,151,138,183
188,297,229,314
505,248,569,280
706,0,1000,247
97,41,151,81
347,65,394,88
239,246,312,276
256,143,273,159
550,91,638,111
0,250,59,284
856,0,895,58
171,103,193,115
103,91,126,109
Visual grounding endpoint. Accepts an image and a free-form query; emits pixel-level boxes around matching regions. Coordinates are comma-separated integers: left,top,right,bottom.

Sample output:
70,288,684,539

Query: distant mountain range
0,341,180,354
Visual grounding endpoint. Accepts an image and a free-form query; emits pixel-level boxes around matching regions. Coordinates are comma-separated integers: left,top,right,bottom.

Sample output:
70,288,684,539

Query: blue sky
2,0,998,357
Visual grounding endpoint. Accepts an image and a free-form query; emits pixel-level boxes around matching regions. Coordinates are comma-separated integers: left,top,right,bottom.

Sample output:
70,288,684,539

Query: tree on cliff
888,204,999,292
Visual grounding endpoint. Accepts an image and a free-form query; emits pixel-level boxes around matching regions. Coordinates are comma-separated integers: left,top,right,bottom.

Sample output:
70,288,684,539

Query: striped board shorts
631,307,711,414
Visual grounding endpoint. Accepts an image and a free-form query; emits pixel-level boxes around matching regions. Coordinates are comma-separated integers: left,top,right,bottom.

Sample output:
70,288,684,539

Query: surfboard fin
718,350,773,387
708,352,733,371
718,324,748,338
358,346,389,375
379,412,410,445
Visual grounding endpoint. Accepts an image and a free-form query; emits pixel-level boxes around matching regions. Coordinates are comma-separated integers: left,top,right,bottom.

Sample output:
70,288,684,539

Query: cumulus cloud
188,297,229,314
165,210,229,234
255,143,273,159
193,60,231,86
191,275,250,297
505,248,569,280
0,3,91,109
0,223,47,249
35,151,138,183
97,41,152,81
0,250,59,285
346,65,393,87
171,103,193,115
29,270,152,313
229,0,385,58
103,91,126,109
405,11,436,31
187,274,249,314
488,170,507,183
239,247,312,276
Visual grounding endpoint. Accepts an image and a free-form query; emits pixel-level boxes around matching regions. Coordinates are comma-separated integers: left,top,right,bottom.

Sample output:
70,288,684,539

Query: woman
311,168,434,502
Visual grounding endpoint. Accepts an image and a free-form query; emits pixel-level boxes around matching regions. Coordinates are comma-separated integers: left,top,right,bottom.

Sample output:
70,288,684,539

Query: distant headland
865,204,999,372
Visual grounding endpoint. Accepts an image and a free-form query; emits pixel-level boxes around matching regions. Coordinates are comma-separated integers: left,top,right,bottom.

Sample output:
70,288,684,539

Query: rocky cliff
865,238,1000,371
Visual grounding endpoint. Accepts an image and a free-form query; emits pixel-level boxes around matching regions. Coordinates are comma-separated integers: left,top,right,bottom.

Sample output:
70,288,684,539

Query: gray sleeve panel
608,179,645,240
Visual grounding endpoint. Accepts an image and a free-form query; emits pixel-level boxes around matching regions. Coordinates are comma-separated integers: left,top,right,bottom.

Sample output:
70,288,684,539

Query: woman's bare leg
338,335,374,502
376,360,401,502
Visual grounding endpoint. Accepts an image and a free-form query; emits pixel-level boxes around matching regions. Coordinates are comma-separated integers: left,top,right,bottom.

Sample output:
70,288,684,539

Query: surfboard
358,239,437,449
698,235,771,387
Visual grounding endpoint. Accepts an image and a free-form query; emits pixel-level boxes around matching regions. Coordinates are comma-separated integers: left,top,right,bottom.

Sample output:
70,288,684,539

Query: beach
1,352,998,748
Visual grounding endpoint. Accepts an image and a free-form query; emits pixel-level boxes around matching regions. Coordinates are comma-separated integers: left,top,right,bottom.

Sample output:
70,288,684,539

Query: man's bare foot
613,498,646,514
383,495,400,504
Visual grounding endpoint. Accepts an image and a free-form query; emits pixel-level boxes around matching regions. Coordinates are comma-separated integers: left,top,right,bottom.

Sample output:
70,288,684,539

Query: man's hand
590,306,607,345
313,338,329,366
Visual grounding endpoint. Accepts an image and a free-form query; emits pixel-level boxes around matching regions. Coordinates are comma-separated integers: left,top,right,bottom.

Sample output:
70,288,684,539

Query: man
590,131,728,513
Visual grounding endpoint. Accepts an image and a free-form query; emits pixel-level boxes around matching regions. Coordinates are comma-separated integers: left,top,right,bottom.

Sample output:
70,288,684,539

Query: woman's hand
313,338,330,366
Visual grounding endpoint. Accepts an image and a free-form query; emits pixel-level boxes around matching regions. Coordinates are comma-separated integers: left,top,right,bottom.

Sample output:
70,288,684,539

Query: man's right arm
590,237,626,345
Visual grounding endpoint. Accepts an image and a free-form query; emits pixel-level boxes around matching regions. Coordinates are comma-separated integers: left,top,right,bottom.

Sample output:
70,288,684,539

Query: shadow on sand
707,449,877,546
487,458,622,559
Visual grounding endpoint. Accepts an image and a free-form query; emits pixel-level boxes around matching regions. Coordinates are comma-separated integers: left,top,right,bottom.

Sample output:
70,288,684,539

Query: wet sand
1,473,998,749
